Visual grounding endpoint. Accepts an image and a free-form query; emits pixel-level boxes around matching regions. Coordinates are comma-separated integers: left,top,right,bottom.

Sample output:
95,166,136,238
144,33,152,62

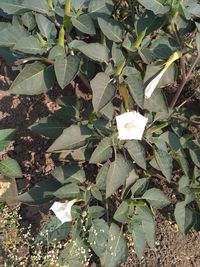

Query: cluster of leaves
0,0,200,265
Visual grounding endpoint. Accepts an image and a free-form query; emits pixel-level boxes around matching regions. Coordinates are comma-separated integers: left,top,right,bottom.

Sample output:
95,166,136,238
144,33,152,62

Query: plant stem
169,54,200,108
172,115,200,126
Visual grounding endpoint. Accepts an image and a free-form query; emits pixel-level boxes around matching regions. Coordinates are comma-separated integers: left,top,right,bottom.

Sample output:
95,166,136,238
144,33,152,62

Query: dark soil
0,58,200,267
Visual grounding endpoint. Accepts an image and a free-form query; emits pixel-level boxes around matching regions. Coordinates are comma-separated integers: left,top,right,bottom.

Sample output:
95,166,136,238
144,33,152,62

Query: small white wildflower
116,111,148,140
50,199,77,224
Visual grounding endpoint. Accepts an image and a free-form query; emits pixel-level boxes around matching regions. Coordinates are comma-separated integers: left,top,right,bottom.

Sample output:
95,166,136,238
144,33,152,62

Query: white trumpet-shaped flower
116,111,148,140
144,51,182,99
50,199,77,224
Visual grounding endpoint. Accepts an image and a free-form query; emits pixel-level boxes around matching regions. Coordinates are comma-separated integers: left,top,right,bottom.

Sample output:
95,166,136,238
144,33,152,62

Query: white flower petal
50,199,77,224
144,68,166,99
116,111,148,140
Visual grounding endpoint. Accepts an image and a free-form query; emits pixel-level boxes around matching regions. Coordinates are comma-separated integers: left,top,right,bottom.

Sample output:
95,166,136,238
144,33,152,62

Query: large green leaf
18,179,61,205
0,158,22,178
131,178,149,197
88,219,109,258
47,124,92,152
144,89,168,113
21,12,36,31
106,154,131,198
51,165,85,184
54,183,81,199
113,201,129,223
102,223,128,267
91,72,116,112
14,36,45,55
155,149,173,182
0,129,16,141
88,206,105,219
96,164,109,190
126,70,144,108
0,0,28,14
98,17,124,42
9,62,55,95
142,188,170,208
132,223,146,260
125,140,146,170
137,0,169,14
88,0,113,17
90,137,113,164
70,40,109,63
0,141,10,151
72,14,96,35
0,24,28,47
22,0,50,14
174,201,194,234
54,55,80,89
35,216,71,244
35,14,57,39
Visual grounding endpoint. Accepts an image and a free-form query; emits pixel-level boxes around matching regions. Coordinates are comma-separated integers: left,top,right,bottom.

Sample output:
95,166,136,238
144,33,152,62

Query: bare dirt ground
0,58,200,267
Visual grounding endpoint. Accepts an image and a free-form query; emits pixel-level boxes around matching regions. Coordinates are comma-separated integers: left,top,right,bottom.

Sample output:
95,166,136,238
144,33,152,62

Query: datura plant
0,0,200,265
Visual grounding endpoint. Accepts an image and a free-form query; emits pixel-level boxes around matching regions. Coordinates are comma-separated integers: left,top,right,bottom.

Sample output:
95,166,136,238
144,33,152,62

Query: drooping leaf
54,183,81,199
91,72,116,112
47,124,92,152
174,201,194,234
126,70,144,108
125,140,146,170
88,219,109,258
114,201,129,223
106,154,131,198
142,188,170,208
35,216,71,244
51,165,85,184
155,149,173,182
18,179,61,205
96,164,109,190
98,17,124,42
102,223,128,267
90,137,113,164
0,158,22,178
9,62,55,95
131,178,149,198
132,222,146,260
14,36,45,55
72,14,96,35
54,55,80,89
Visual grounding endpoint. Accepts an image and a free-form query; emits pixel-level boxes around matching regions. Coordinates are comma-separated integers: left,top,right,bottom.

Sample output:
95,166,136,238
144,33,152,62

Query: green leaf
0,129,16,141
35,216,71,244
71,40,109,63
22,0,50,14
58,236,89,266
48,45,65,60
132,223,146,260
35,14,57,39
0,24,28,47
91,186,102,201
155,149,173,182
137,0,169,15
0,141,10,151
98,17,124,42
137,206,156,249
54,183,81,199
125,140,146,170
47,124,92,152
126,70,144,108
88,219,109,257
114,202,129,223
131,178,149,197
21,12,36,31
0,0,28,14
96,164,109,190
174,202,194,234
88,206,105,219
14,36,45,55
144,88,168,113
102,223,128,267
30,116,66,139
51,165,85,184
106,154,131,198
91,72,116,112
18,179,61,205
0,158,22,178
136,10,166,35
9,62,55,95
88,0,113,18
55,55,80,89
90,137,113,164
142,188,170,208
72,14,96,35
